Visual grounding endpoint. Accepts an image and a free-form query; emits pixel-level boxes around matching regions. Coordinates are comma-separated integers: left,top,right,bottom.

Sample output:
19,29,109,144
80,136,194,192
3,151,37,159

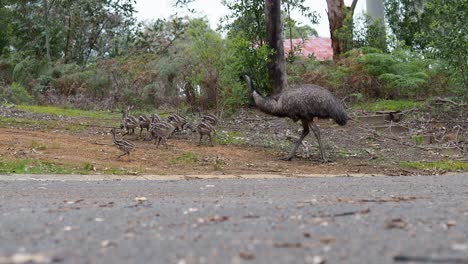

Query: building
283,37,333,61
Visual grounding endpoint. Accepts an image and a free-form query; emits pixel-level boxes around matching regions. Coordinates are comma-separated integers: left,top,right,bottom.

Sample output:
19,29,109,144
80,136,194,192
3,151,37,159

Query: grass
172,152,198,164
16,105,119,119
400,161,468,172
0,159,94,174
354,100,424,112
214,130,246,145
0,116,87,132
411,135,425,146
0,159,139,175
30,140,48,150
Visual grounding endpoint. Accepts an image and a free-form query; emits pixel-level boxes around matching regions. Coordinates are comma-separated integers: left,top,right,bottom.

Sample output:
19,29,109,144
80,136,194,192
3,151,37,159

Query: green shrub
0,82,33,104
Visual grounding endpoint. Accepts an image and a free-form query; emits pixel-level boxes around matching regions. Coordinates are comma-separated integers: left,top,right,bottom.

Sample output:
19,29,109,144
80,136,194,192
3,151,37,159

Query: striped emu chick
143,114,163,141
121,107,139,136
110,128,135,160
138,115,151,137
150,113,162,123
147,121,175,148
121,116,138,136
201,114,219,126
167,113,187,131
196,121,216,146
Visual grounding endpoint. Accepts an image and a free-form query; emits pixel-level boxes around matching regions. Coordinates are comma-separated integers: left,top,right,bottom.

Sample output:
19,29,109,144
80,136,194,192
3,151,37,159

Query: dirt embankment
0,105,466,176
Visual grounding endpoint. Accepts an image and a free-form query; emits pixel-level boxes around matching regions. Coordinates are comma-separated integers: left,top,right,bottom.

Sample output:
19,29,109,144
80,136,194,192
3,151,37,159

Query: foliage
15,105,118,119
357,48,431,97
0,82,34,104
214,130,246,145
353,15,388,52
3,0,137,64
353,99,424,112
384,0,427,49
0,159,94,174
172,152,198,164
0,0,464,113
418,0,468,88
400,161,468,172
385,0,467,89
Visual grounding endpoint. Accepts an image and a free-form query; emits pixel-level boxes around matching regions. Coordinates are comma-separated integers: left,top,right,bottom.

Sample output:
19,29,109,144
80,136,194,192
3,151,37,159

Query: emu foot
279,156,293,161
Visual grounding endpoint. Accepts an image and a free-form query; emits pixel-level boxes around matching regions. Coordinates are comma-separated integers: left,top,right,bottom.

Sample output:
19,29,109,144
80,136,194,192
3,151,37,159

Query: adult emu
240,74,348,162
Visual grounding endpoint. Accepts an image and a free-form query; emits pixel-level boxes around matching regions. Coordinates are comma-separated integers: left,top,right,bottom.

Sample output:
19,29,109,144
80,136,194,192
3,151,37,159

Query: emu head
239,73,255,95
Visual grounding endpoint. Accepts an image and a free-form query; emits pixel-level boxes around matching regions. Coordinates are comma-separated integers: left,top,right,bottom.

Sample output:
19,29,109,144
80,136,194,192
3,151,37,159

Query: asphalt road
0,174,467,264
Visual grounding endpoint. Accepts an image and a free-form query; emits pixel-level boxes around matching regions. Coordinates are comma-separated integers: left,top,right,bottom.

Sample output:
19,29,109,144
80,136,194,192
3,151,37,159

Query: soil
0,105,466,176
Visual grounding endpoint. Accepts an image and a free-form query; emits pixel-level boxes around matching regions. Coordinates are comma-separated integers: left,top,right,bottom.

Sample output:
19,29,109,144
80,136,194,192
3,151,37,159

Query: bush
0,82,34,104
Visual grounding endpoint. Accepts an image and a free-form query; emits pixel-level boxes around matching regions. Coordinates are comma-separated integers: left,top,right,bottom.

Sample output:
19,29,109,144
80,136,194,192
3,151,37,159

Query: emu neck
252,92,283,116
111,131,117,143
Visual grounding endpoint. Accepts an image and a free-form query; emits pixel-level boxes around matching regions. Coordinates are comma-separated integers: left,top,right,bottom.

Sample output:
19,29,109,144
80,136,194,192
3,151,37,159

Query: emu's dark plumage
240,74,348,161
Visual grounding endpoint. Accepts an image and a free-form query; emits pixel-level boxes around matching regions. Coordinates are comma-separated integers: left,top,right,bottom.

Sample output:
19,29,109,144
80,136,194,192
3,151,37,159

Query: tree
384,0,426,49
265,0,287,94
326,0,358,61
385,0,467,87
2,0,136,64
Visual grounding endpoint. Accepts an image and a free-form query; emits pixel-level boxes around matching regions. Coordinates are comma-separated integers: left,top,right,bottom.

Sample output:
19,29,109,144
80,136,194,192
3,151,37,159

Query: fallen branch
310,208,370,218
360,196,420,203
94,141,112,146
433,97,467,107
394,255,468,263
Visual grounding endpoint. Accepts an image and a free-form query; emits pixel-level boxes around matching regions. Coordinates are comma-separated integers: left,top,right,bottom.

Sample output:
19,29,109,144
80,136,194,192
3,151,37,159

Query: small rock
135,197,147,202
100,240,116,248
385,218,407,229
306,255,326,264
239,250,255,260
452,243,468,251
0,253,50,264
319,236,336,244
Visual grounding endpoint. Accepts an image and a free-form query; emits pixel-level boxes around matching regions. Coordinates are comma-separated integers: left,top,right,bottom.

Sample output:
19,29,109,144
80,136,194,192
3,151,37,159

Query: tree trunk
64,14,71,64
264,0,287,94
44,0,51,63
326,0,358,62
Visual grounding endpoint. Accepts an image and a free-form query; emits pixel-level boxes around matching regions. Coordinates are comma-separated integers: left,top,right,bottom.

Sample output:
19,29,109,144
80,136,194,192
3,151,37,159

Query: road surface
0,174,467,264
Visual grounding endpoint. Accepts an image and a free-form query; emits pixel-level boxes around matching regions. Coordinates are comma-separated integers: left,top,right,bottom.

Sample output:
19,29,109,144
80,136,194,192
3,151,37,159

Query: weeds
30,140,47,150
16,105,119,119
172,152,198,164
214,130,246,145
0,116,87,132
353,100,424,112
400,161,468,172
0,159,94,174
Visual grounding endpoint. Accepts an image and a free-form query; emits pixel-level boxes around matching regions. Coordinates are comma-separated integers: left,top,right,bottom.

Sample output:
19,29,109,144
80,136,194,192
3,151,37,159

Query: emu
167,113,187,131
138,115,151,137
195,121,216,146
145,121,175,148
121,106,139,136
110,128,135,160
201,113,219,126
240,74,348,162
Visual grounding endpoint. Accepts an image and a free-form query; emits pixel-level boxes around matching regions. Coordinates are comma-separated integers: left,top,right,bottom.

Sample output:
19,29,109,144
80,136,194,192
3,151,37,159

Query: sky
135,0,367,37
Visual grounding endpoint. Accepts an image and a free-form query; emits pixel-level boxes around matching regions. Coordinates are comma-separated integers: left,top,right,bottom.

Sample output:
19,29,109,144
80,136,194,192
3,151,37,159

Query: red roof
283,37,333,61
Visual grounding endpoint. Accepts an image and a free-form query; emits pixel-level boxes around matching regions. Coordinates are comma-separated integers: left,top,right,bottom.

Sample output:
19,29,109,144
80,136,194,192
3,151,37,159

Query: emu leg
310,123,327,162
198,134,203,146
208,134,213,146
139,127,143,137
282,120,310,161
118,152,127,158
